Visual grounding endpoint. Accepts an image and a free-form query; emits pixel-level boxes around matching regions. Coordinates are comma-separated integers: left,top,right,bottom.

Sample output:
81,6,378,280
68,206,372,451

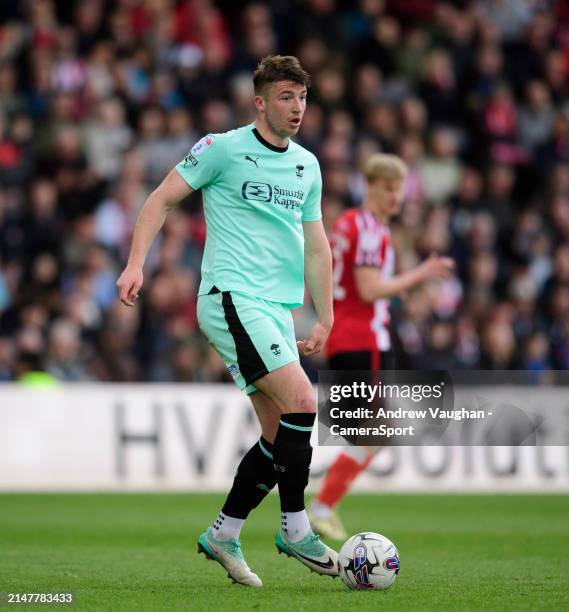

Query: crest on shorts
227,363,239,377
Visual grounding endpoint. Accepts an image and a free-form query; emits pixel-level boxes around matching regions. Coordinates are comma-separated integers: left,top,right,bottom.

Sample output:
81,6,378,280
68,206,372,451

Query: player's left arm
300,220,334,357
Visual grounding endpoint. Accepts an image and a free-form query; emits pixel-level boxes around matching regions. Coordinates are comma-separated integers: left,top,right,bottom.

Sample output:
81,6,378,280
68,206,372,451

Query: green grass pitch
1,493,568,611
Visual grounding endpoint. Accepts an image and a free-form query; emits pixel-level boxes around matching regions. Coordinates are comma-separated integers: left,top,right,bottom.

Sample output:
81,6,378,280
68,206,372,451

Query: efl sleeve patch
191,135,213,157
176,133,224,190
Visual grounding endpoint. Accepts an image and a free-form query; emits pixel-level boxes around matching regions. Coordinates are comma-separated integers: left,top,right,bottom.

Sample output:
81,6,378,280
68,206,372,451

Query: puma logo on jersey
245,155,259,168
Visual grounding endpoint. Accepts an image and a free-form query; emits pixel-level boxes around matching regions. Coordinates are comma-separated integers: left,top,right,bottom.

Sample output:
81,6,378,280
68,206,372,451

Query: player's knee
289,385,316,414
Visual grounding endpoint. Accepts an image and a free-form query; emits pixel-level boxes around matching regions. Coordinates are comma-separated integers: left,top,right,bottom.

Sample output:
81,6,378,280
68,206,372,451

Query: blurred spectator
0,0,567,381
523,331,551,372
483,83,520,163
0,335,13,381
479,0,534,43
420,128,462,203
85,98,133,182
518,80,556,156
480,319,518,369
89,302,140,382
484,163,516,235
45,319,90,382
416,319,457,370
418,48,459,126
15,350,58,387
357,15,401,78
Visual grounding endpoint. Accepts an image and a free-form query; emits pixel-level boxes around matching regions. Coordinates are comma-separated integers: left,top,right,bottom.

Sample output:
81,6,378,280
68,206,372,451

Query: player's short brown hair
364,153,407,183
253,55,311,95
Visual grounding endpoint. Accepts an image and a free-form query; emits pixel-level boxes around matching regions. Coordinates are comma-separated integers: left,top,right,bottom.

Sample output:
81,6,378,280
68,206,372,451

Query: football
338,532,400,590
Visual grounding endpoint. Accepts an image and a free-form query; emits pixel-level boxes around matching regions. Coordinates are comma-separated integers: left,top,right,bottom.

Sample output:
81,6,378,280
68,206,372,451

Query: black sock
221,437,277,519
273,413,316,513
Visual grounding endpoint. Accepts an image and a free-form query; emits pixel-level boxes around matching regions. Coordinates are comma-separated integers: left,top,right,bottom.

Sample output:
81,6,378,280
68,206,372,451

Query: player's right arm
117,168,192,307
354,254,454,303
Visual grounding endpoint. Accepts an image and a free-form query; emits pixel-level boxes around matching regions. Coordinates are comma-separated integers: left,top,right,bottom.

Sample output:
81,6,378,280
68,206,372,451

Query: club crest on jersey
191,136,213,157
296,164,304,178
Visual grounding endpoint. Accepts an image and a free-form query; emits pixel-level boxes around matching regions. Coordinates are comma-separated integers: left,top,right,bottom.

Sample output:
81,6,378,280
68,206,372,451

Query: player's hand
420,254,455,281
117,265,143,307
297,321,332,357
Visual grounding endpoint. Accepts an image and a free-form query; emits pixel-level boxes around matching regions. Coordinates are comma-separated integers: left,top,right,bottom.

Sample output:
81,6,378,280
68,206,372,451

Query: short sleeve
301,162,322,222
175,134,226,190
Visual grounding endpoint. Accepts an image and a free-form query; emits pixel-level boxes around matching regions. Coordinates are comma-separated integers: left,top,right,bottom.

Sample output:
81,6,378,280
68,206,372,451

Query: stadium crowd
0,0,569,383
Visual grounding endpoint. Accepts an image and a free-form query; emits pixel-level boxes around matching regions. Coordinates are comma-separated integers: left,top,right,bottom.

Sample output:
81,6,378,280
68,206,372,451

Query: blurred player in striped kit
309,154,454,539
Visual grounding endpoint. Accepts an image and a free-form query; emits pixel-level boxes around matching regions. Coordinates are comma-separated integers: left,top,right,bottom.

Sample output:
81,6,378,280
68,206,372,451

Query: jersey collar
252,127,289,153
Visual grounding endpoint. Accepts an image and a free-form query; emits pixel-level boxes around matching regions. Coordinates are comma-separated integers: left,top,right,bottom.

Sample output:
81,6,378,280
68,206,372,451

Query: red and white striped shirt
327,208,395,357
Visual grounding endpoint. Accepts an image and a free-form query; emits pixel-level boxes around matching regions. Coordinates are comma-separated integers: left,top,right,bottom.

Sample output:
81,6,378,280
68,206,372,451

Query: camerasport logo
241,181,304,211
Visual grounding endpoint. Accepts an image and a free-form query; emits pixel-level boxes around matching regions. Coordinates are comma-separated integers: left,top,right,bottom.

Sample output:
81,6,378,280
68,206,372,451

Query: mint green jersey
175,124,322,308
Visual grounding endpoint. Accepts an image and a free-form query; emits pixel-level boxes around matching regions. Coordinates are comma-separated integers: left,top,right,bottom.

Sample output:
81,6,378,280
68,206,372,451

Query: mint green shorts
197,289,299,394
